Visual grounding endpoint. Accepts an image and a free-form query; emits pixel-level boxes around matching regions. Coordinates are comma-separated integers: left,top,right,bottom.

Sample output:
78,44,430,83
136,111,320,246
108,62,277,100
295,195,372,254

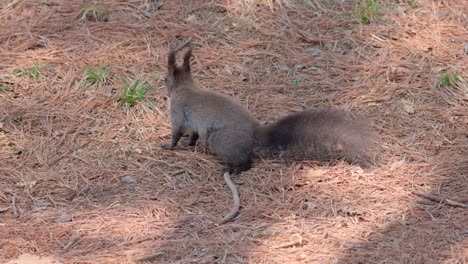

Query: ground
0,0,467,263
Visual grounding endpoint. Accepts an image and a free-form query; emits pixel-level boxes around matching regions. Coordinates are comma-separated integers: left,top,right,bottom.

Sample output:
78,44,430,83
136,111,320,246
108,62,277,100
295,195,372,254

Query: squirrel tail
254,108,377,167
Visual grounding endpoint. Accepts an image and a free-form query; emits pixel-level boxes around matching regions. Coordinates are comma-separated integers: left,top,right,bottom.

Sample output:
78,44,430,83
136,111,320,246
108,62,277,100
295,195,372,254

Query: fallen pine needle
220,172,240,224
411,190,468,208
63,232,83,251
273,234,304,249
136,252,165,262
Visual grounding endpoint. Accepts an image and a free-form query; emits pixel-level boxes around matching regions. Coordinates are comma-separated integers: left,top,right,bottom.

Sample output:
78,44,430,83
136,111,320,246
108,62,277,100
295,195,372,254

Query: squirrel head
164,48,193,93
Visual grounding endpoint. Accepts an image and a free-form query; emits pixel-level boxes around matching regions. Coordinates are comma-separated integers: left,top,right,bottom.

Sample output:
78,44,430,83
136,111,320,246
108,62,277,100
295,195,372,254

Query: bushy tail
254,108,377,167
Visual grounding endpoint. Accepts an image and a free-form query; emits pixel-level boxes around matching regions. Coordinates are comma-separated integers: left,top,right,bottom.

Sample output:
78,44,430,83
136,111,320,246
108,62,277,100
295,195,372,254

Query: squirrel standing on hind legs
161,45,376,223
161,47,258,174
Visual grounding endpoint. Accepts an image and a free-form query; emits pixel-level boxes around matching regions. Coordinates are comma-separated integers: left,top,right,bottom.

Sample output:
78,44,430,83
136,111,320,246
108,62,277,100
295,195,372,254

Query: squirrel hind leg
226,158,252,175
341,150,376,168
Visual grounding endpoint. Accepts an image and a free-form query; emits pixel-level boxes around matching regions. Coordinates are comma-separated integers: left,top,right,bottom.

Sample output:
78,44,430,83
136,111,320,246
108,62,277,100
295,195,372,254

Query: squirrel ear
168,49,177,76
182,48,193,72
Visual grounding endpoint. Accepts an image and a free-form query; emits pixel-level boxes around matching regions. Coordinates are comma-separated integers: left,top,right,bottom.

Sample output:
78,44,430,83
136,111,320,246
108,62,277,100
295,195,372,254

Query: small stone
464,43,468,55
141,10,152,18
400,100,416,115
239,73,248,81
56,213,73,223
402,104,415,114
223,66,233,76
121,175,136,183
310,48,321,56
185,14,197,23
34,201,52,207
379,220,401,233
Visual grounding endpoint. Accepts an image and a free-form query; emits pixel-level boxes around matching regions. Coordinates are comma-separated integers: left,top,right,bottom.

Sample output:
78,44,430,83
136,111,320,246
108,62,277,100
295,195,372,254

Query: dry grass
1,0,467,263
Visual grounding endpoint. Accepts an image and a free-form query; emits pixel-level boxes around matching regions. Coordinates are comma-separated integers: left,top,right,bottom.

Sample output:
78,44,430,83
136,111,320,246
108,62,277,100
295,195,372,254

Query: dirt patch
7,253,61,264
1,0,467,263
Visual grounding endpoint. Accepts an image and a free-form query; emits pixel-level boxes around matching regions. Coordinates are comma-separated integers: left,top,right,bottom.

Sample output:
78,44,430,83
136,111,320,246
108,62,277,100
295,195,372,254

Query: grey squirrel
161,48,376,173
161,48,259,174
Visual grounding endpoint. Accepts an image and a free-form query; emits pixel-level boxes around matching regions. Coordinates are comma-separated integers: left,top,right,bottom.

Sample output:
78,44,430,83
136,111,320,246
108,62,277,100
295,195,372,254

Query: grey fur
162,48,376,171
255,108,377,167
162,48,259,174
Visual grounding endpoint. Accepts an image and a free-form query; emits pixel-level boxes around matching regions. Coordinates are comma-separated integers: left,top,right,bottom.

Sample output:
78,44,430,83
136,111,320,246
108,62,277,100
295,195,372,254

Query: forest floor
0,0,467,263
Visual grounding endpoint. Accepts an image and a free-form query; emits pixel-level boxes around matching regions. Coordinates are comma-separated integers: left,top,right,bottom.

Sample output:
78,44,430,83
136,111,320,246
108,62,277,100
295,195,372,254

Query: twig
136,252,165,262
63,232,83,251
273,240,302,249
220,172,240,224
411,190,468,209
6,0,22,9
12,194,20,218
169,37,192,52
273,234,303,249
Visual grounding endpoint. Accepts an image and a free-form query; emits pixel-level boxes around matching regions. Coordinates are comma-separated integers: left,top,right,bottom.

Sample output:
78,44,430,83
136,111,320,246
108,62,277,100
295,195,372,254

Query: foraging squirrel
161,48,376,173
